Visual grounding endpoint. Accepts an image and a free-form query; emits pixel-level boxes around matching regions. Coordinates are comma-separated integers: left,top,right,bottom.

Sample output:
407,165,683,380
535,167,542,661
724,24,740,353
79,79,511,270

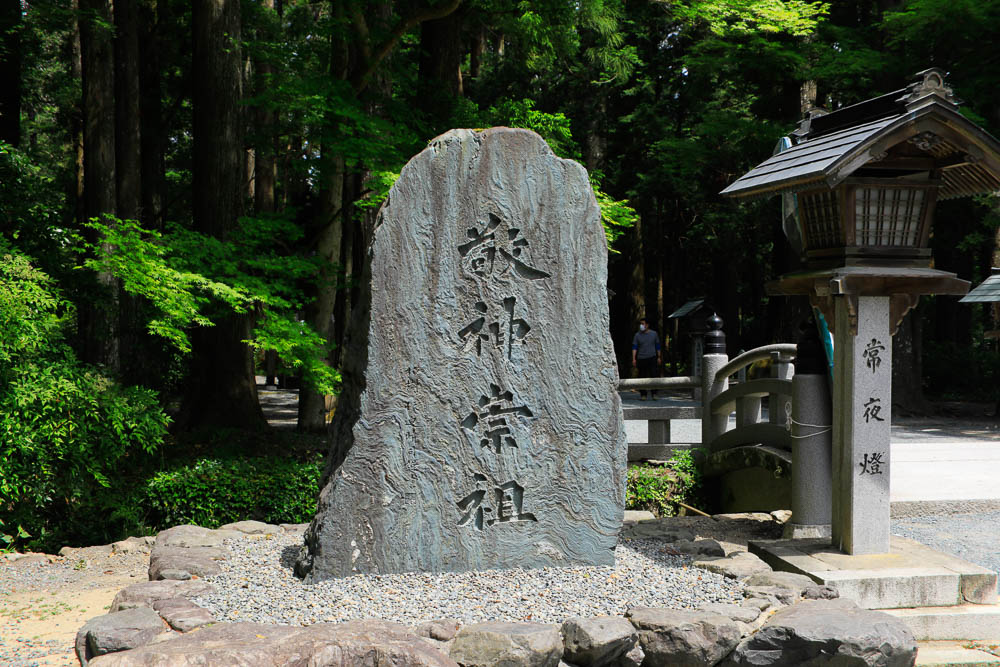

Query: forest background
2,0,999,551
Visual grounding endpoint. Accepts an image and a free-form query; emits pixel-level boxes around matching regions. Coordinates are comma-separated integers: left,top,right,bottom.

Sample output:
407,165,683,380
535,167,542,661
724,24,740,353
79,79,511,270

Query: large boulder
148,545,225,581
88,620,458,666
296,127,626,580
154,525,235,548
75,607,169,666
692,551,771,580
561,616,638,666
150,598,215,632
627,607,741,667
449,621,563,667
111,579,216,612
722,598,918,666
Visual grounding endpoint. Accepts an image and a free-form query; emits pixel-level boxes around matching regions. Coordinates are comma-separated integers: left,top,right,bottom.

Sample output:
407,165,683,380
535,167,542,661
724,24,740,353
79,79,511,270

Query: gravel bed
191,533,746,626
892,510,1000,592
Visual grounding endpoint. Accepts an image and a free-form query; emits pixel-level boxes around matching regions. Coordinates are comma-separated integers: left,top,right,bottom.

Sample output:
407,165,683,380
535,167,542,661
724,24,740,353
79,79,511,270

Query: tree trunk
892,308,928,414
0,0,22,147
79,0,120,372
253,0,277,216
417,6,464,123
114,0,145,385
183,0,266,431
138,0,165,229
69,2,86,229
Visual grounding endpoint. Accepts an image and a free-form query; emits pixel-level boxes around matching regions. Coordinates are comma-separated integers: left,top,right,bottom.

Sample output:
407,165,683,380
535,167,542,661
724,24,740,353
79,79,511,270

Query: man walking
632,318,662,400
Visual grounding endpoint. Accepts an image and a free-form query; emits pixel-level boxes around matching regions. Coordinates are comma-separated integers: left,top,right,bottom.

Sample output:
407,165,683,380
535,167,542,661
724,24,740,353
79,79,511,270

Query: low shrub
144,456,322,528
626,449,704,517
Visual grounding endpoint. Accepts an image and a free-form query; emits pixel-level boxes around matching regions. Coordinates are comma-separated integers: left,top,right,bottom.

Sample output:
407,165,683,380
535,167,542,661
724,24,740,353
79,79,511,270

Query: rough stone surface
154,525,233,549
111,580,217,612
111,537,153,556
75,607,167,666
722,598,917,666
696,604,759,624
414,619,462,642
626,607,741,667
560,616,638,666
693,551,771,580
219,520,280,534
148,545,225,581
298,127,626,579
619,519,696,541
802,584,840,600
674,539,727,557
150,598,215,632
619,644,645,667
449,622,563,667
86,621,458,666
743,570,818,594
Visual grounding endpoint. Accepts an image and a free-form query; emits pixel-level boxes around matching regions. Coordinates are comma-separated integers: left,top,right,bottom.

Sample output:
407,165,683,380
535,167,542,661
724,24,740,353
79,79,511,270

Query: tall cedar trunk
115,0,144,384
417,7,464,123
892,308,927,414
297,6,349,433
79,0,120,372
253,0,277,217
138,1,165,229
185,0,266,430
69,2,86,229
0,0,22,147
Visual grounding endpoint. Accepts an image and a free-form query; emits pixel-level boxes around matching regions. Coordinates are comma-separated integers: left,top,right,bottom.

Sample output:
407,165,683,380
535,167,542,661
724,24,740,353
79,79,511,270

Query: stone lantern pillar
722,69,1000,555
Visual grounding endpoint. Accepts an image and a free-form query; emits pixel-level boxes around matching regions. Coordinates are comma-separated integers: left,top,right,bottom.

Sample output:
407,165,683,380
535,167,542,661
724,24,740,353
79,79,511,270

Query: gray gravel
191,533,746,626
891,505,1000,593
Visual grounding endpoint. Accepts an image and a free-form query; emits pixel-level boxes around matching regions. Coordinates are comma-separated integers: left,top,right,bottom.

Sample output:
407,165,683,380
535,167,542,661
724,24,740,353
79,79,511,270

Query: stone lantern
722,69,1000,555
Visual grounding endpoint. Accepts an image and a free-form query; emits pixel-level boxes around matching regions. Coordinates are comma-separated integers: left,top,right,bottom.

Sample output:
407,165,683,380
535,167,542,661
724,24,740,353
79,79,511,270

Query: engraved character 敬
458,212,550,281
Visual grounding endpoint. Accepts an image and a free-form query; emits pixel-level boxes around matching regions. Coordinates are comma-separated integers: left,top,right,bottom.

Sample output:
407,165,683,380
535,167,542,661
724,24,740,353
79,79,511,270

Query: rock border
74,515,918,666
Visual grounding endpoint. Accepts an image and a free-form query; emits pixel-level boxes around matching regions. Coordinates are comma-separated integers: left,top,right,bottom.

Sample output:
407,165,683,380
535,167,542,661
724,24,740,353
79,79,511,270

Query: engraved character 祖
457,474,537,531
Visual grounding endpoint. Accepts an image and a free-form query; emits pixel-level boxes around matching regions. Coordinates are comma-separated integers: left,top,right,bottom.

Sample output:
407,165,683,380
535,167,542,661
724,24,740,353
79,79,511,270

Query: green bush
0,248,169,551
626,449,704,517
145,456,322,528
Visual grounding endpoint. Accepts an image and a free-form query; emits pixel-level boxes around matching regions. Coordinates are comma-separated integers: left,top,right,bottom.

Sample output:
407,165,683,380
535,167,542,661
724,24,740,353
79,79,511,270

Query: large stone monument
296,128,627,581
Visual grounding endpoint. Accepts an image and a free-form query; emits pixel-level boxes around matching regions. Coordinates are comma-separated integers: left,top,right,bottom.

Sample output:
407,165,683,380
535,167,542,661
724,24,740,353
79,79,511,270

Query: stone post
786,321,832,539
701,314,729,447
769,350,794,427
832,296,892,554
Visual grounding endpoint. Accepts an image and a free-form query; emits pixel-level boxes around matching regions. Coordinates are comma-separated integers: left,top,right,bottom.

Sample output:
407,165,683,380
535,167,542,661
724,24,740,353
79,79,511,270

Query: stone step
749,536,997,610
916,641,1000,666
886,603,1000,642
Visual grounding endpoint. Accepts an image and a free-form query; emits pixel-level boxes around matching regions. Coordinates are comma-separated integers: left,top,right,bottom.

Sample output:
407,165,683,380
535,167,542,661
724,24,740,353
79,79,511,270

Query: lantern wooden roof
722,69,1000,201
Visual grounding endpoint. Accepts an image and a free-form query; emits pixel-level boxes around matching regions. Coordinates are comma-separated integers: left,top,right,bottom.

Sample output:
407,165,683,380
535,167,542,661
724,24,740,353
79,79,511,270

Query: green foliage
248,315,341,396
675,0,829,37
145,457,322,528
0,247,169,551
82,217,252,353
625,449,704,517
488,99,638,249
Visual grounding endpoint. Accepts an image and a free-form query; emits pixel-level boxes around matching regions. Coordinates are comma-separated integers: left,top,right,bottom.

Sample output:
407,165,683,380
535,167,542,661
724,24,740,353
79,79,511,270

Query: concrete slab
888,604,1000,641
916,640,1000,666
748,536,998,609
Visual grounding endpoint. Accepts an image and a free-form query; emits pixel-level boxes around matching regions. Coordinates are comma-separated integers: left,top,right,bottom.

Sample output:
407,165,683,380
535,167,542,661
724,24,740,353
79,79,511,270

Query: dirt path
0,546,150,666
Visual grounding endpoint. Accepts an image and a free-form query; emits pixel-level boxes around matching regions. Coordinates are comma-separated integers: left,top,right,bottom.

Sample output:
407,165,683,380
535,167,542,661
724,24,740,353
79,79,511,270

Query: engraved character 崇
461,384,533,452
863,338,885,374
457,298,531,359
458,212,550,280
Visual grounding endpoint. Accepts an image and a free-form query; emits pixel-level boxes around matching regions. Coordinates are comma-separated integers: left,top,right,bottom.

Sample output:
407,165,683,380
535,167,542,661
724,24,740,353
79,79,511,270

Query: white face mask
639,324,647,331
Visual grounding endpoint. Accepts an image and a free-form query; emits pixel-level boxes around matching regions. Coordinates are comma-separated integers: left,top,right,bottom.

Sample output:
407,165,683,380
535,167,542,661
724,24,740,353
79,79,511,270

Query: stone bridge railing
618,314,833,523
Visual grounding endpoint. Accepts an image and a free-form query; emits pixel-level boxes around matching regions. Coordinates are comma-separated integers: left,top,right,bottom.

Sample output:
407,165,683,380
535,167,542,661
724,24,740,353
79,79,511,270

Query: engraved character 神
461,384,533,452
457,298,531,359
